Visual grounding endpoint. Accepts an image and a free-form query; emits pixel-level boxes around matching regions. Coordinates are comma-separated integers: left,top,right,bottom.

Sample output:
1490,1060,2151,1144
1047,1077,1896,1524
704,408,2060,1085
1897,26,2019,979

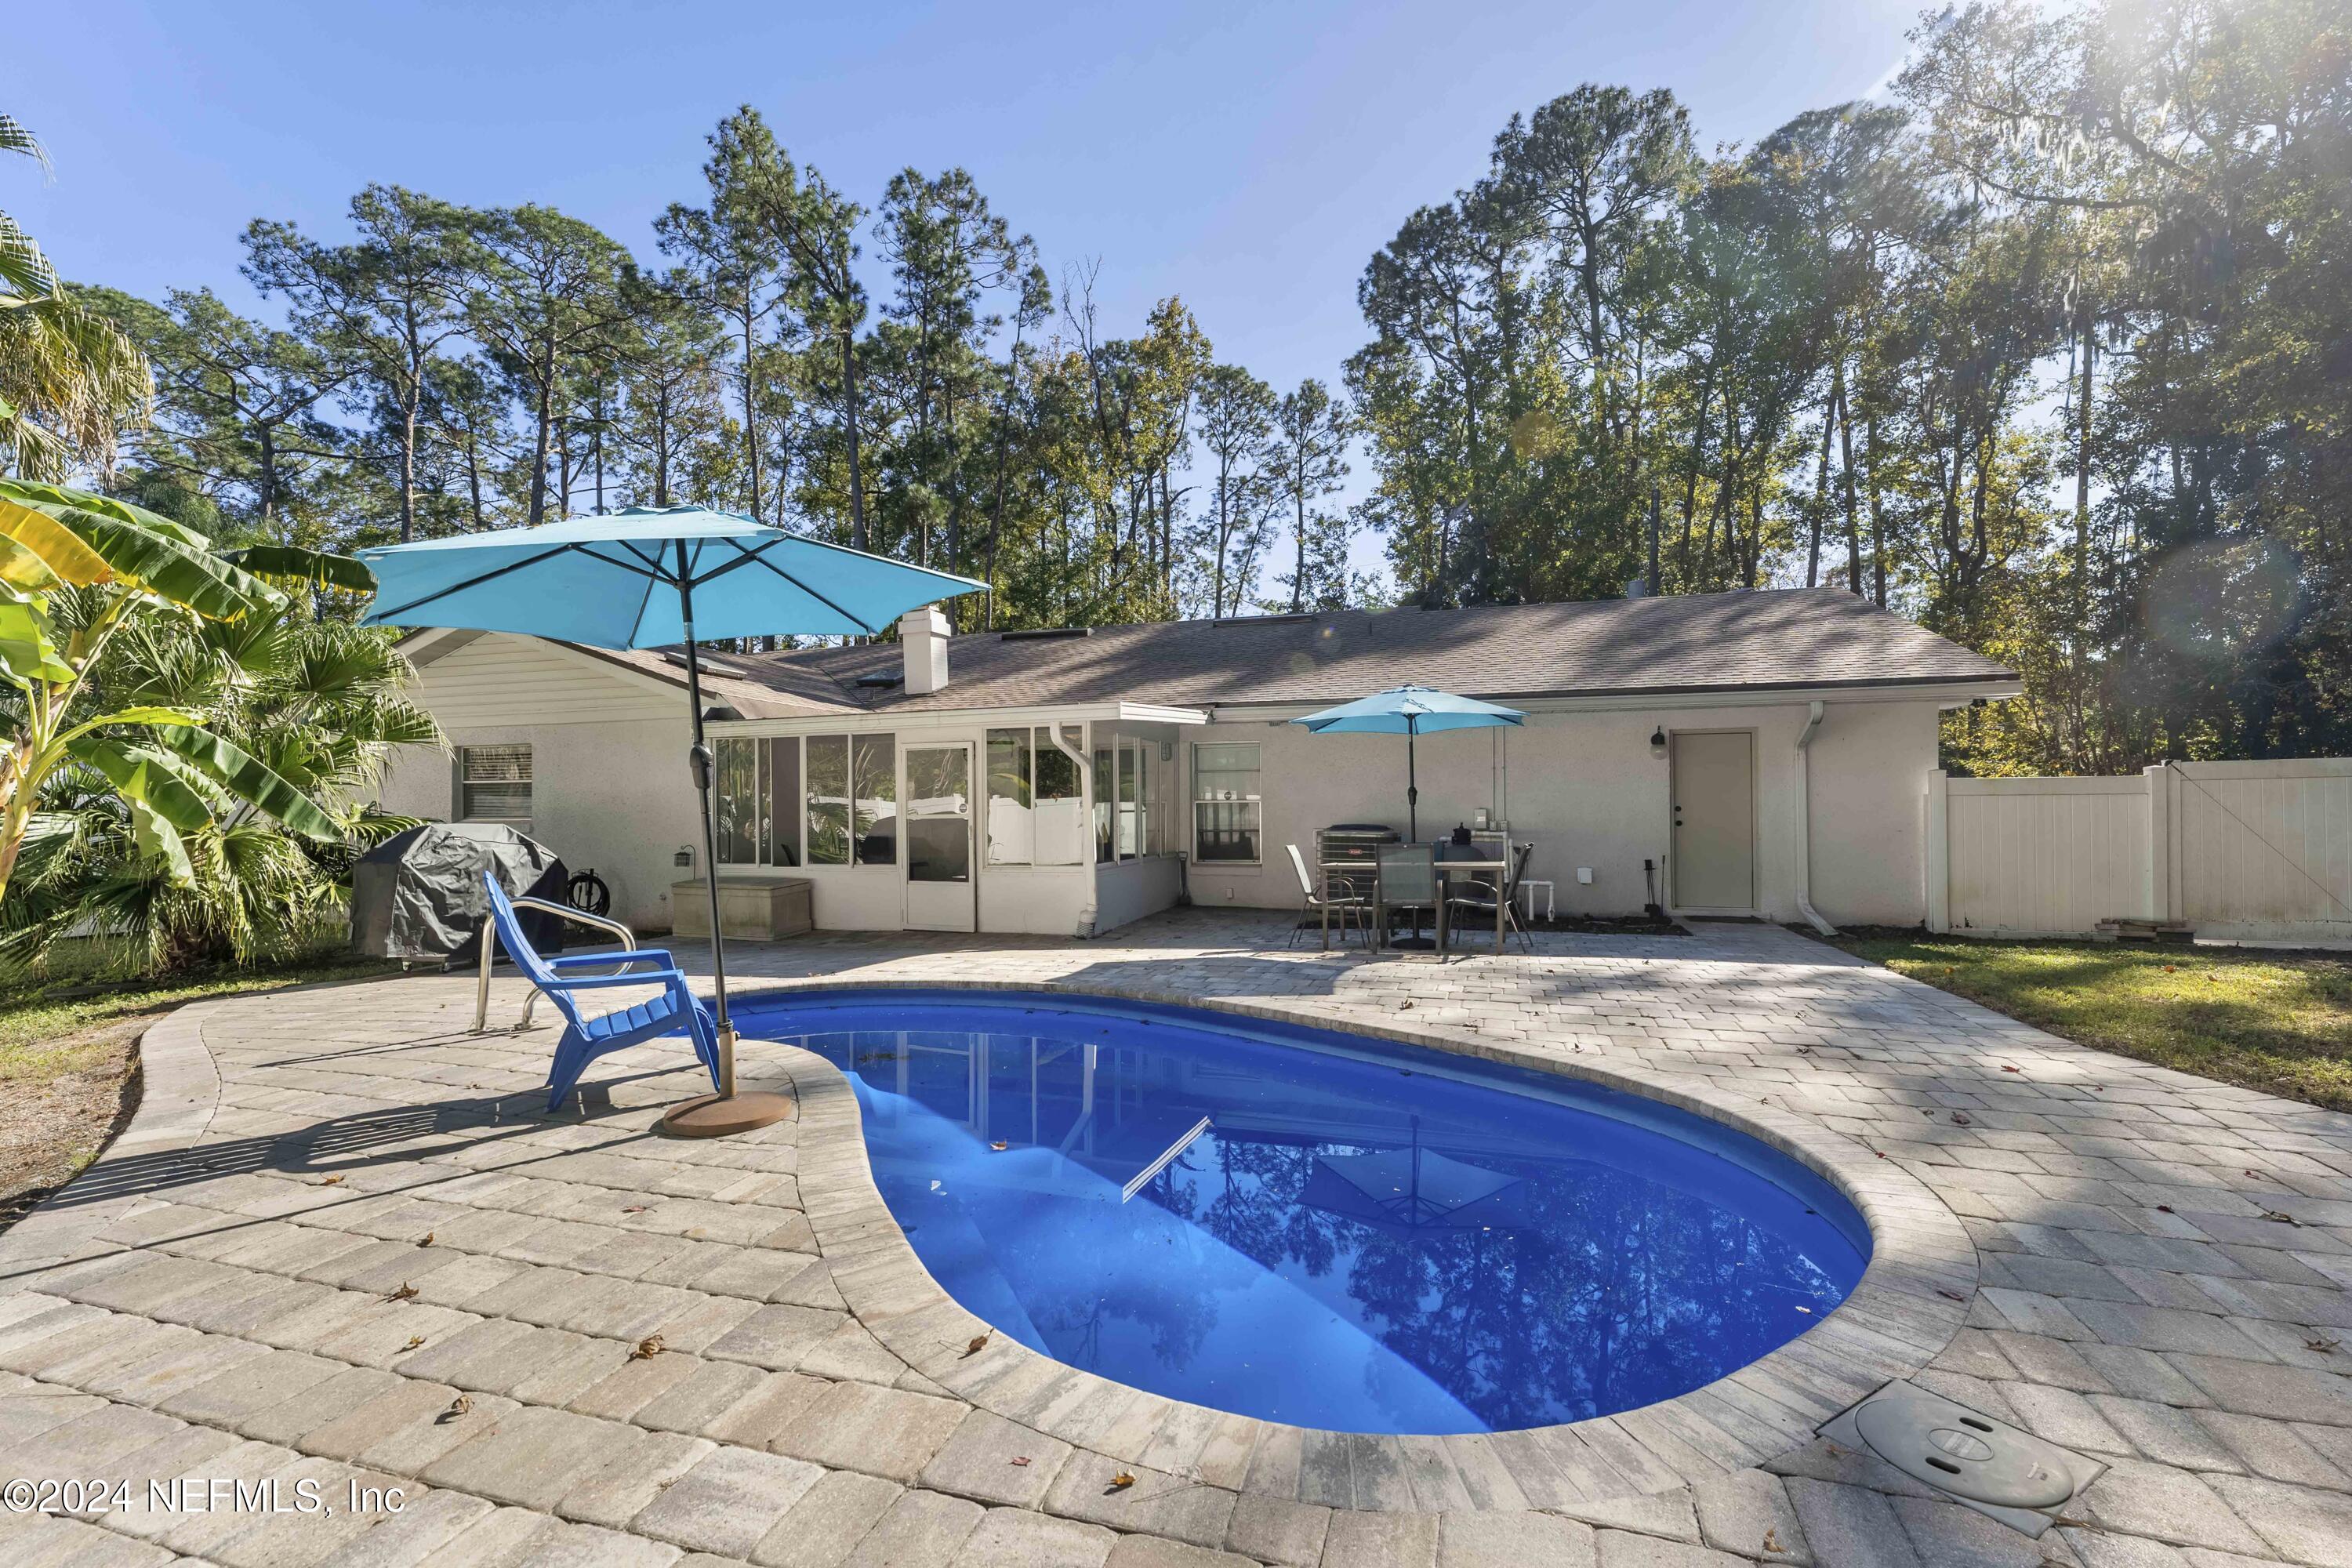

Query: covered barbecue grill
350,822,570,964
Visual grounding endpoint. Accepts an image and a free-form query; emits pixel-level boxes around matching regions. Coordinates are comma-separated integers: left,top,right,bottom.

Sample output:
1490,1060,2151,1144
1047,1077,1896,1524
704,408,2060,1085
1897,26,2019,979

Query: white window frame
1190,740,1261,866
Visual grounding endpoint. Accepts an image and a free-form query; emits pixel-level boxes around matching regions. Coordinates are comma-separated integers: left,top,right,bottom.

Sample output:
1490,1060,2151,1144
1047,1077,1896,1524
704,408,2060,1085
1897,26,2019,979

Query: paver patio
2,911,2350,1568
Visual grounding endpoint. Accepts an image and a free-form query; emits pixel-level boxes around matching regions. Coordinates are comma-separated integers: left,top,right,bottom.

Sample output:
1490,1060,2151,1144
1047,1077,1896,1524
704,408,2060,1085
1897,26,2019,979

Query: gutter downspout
1792,700,1838,937
1054,726,1100,935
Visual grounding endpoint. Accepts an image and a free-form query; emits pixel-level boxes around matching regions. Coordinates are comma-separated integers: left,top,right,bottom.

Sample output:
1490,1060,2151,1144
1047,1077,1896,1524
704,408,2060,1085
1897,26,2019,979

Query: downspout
1053,726,1099,936
1792,700,1838,937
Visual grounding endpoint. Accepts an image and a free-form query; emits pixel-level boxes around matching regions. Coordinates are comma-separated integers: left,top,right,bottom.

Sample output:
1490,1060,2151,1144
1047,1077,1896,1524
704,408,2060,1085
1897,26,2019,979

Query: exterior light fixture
1650,726,1667,750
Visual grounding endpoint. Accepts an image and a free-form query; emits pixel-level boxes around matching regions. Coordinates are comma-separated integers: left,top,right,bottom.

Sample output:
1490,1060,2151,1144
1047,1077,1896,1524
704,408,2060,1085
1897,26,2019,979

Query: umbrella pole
1406,727,1418,844
662,562,791,1138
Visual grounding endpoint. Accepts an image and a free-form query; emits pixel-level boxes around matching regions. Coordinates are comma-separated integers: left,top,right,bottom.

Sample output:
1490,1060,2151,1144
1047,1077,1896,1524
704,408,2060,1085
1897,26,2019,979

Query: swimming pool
740,989,1870,1436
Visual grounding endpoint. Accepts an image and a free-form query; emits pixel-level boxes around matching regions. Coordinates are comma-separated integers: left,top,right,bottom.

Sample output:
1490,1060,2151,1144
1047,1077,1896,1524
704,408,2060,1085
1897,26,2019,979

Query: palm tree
2,111,152,478
4,604,441,970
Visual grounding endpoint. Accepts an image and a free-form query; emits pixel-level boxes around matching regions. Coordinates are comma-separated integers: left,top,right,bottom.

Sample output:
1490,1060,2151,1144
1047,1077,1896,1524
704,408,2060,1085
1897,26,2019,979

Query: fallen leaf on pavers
2002,1065,2021,1073
387,1283,418,1301
1011,1457,1032,1468
2157,1205,2174,1214
438,1394,471,1422
684,1228,706,1240
2307,1336,2340,1354
1106,1473,1136,1492
1937,1289,1965,1302
989,1142,1008,1152
314,1175,344,1187
2245,1170,2265,1180
1398,1000,1412,1010
630,1335,665,1361
622,1206,647,1214
963,1333,991,1358
2263,1210,2299,1225
1796,1045,1813,1054
1763,1528,1785,1555
402,1336,426,1351
1874,1151,1887,1160
417,1232,434,1247
1951,1112,1972,1126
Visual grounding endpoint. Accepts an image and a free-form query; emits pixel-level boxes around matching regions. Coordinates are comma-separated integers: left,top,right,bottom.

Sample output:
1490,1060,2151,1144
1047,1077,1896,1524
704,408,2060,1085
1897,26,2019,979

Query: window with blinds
457,745,532,822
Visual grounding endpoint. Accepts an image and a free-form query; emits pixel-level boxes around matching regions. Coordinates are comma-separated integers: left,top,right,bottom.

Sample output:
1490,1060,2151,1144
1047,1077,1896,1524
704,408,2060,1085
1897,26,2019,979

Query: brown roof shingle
641,588,2013,718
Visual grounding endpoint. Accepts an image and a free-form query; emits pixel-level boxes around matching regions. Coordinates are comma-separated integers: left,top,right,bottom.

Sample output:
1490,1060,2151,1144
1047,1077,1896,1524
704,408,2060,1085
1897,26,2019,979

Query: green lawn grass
1832,934,2352,1112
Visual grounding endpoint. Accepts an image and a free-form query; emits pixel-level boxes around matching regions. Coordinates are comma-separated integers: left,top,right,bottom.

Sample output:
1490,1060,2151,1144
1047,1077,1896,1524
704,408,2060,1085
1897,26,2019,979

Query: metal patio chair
1445,840,1537,953
1374,841,1441,953
1287,843,1371,950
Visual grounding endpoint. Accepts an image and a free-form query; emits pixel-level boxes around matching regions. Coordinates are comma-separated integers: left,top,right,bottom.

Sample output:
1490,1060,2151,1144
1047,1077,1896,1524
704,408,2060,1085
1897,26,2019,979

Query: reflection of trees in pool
1183,1131,1843,1428
792,1022,1846,1428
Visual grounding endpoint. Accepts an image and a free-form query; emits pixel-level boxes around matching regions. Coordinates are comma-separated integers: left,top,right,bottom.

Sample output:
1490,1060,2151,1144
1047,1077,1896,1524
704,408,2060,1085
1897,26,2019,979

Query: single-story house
377,588,2020,938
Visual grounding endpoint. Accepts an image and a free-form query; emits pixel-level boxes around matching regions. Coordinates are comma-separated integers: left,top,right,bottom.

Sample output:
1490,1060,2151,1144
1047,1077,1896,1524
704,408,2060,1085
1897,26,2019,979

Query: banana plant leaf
0,600,73,685
0,494,113,586
150,724,339,840
222,545,376,593
0,477,212,546
46,506,281,622
75,739,215,833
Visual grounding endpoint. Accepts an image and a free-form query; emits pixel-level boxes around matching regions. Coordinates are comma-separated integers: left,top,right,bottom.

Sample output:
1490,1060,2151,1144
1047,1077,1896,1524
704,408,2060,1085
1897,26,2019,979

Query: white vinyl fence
1926,759,2352,942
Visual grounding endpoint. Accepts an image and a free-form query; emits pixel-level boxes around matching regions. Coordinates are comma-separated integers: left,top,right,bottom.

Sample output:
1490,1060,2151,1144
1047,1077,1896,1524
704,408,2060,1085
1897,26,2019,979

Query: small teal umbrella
1292,685,1525,843
361,506,985,1132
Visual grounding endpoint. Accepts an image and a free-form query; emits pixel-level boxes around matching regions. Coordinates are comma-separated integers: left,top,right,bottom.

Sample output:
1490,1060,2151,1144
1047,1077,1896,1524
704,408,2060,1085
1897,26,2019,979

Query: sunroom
702,703,1205,937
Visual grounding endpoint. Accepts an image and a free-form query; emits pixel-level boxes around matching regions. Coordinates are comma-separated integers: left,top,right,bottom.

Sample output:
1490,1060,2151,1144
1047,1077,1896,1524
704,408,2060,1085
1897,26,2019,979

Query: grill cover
350,822,569,963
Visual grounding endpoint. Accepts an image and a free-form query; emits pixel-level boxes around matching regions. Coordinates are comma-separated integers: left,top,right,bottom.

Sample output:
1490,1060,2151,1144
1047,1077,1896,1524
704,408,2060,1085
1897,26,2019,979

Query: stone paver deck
2,912,2349,1568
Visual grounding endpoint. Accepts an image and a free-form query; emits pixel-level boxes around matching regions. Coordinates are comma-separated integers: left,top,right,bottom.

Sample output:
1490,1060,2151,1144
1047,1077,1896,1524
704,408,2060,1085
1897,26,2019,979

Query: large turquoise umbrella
1292,685,1524,842
361,506,985,1134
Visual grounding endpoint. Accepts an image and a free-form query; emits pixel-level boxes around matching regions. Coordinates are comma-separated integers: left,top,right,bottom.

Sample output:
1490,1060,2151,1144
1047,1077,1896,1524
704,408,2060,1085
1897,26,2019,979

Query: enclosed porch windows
985,725,1087,866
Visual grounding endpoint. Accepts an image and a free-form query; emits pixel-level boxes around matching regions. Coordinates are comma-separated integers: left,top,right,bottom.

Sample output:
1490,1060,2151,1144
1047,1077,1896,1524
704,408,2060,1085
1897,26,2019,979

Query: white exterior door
903,742,977,931
1671,731,1756,912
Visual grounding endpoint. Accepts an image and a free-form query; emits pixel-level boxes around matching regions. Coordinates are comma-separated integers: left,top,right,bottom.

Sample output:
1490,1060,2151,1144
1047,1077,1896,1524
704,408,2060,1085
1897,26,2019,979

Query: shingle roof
608,588,2014,719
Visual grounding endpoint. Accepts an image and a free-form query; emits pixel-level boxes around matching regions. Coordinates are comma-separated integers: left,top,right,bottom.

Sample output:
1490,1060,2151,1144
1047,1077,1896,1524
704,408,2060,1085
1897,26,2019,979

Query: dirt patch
0,1014,143,1233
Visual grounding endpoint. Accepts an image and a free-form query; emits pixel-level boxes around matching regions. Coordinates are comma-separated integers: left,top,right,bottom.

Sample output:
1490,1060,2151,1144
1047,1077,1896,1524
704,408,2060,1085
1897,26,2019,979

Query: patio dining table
1319,848,1512,956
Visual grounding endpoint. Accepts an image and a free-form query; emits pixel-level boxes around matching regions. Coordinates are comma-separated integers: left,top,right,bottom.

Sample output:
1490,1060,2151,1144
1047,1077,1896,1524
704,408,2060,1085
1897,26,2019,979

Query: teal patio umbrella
1292,685,1525,843
361,506,985,1134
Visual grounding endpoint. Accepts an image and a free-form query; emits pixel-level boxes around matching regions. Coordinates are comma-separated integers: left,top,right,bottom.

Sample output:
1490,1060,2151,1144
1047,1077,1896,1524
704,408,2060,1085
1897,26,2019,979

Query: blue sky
14,0,1923,569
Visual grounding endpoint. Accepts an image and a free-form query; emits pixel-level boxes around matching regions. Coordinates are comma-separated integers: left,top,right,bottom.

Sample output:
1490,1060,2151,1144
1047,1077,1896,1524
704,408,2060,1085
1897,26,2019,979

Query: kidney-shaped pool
739,989,1869,1436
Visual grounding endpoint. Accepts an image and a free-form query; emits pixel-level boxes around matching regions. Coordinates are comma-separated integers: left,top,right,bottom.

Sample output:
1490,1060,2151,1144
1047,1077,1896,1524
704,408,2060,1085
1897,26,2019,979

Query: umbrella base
660,1090,794,1138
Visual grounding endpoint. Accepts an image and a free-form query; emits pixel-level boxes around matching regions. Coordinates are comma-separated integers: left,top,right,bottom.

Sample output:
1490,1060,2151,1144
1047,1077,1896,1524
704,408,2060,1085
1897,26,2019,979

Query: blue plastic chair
481,873,721,1111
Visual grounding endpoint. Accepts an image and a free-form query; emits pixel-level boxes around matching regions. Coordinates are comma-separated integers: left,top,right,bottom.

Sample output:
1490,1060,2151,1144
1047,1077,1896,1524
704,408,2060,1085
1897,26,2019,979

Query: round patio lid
1853,1392,2076,1508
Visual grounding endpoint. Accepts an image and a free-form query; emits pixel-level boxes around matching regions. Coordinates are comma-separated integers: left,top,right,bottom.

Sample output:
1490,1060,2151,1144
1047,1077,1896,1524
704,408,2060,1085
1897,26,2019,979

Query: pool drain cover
1820,1381,2104,1537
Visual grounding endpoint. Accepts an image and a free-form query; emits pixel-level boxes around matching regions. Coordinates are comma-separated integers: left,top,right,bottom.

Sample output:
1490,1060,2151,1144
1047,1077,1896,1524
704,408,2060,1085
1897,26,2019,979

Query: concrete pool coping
750,975,1978,1512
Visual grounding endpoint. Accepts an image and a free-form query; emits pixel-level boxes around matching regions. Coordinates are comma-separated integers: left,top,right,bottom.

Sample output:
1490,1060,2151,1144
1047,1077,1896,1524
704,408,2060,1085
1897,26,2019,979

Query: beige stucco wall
1184,697,1943,927
379,716,698,933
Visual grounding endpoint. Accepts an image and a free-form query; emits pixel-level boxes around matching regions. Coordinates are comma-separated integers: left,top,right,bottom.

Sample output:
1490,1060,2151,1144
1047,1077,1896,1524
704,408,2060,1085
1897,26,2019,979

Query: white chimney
901,606,949,694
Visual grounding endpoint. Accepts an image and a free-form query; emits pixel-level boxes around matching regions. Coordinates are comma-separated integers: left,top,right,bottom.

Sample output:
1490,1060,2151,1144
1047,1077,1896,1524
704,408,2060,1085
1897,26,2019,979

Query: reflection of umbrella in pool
1302,1122,1528,1241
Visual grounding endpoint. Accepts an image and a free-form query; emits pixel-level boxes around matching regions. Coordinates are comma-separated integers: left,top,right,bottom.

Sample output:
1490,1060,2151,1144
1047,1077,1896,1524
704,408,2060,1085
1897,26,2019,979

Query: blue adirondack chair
481,873,721,1111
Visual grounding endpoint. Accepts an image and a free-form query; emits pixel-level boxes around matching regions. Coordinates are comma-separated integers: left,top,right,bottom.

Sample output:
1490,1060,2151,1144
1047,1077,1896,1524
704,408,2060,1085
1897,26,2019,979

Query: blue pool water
738,989,1868,1435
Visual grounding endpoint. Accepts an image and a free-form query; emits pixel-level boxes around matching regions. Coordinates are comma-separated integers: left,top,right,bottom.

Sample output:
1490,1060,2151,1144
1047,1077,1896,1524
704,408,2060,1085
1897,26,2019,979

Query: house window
457,744,532,822
1192,741,1260,863
715,739,801,867
989,724,1087,866
715,739,767,866
804,733,896,866
807,736,850,866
